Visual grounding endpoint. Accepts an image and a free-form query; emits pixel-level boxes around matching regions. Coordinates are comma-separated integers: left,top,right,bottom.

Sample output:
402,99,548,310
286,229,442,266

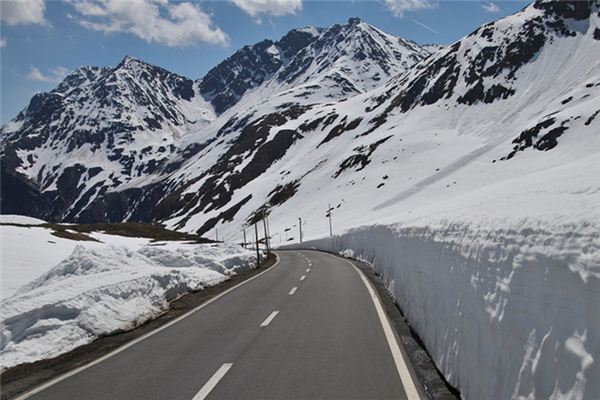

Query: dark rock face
198,29,320,114
334,136,392,178
503,117,572,160
267,181,301,207
318,117,363,147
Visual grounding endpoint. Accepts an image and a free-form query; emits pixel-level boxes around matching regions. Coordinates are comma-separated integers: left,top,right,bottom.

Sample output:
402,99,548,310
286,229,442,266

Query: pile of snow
0,221,257,369
0,216,151,298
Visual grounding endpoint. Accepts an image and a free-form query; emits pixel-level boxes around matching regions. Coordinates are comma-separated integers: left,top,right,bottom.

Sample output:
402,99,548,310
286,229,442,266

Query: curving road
16,250,421,400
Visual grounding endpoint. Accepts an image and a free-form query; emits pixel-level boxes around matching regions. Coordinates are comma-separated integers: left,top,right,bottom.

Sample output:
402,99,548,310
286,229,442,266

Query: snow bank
0,243,256,369
298,220,600,400
0,215,46,225
0,223,150,298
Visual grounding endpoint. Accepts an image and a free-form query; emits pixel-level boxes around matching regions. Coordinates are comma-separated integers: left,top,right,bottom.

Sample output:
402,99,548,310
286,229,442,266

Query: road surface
17,250,420,400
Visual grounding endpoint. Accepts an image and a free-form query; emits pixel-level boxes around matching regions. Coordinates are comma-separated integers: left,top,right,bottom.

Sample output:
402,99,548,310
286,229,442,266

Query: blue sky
0,0,530,124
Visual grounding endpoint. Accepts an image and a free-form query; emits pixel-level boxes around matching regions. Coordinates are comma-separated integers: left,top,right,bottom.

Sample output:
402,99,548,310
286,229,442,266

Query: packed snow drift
0,217,256,369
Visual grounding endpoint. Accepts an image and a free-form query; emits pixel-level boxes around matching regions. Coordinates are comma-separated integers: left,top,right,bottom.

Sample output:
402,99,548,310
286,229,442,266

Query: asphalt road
17,250,420,400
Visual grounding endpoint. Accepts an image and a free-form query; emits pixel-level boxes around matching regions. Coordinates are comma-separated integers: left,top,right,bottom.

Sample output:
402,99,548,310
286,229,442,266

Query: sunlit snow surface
0,217,256,369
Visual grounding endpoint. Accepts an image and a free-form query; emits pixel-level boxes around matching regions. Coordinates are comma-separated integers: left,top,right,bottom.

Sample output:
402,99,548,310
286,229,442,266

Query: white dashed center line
260,311,279,327
288,287,298,295
192,363,233,400
306,268,310,272
300,275,306,281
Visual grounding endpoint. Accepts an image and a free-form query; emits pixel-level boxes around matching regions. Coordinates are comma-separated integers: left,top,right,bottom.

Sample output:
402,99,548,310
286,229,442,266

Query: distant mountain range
2,1,599,240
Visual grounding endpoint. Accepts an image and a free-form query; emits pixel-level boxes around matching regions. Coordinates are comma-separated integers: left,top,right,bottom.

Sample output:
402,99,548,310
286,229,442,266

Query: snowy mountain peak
198,19,434,113
119,54,142,64
267,16,434,101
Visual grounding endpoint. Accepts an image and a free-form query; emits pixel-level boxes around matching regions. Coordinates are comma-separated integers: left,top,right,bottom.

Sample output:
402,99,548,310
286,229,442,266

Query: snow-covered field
0,216,256,369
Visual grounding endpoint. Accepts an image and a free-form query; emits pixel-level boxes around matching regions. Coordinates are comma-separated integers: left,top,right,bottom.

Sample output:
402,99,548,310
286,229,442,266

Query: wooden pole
254,222,260,267
262,216,270,255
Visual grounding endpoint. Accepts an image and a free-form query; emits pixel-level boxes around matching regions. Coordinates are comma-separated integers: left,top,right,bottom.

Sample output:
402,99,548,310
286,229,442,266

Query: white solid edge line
260,311,279,327
192,363,233,400
300,275,306,281
15,254,281,400
288,286,298,295
346,259,422,400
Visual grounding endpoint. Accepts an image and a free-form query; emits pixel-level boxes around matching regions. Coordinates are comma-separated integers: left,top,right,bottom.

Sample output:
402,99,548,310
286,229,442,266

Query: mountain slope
161,0,600,239
1,18,433,224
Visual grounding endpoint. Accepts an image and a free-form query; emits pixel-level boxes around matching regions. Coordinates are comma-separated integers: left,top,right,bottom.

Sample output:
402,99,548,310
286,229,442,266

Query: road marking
260,311,279,327
306,268,310,272
288,286,298,295
300,275,306,281
14,255,282,400
345,259,423,400
192,363,233,400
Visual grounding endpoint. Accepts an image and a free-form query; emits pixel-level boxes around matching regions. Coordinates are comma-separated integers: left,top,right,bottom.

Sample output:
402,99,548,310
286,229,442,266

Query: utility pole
298,217,303,245
254,222,260,267
327,203,333,238
262,215,270,255
266,216,271,247
242,227,247,248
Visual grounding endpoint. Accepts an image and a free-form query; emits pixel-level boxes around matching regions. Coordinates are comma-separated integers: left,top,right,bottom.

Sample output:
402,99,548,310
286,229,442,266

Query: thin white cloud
0,37,7,48
233,0,302,18
27,66,70,83
411,18,438,34
0,0,48,26
482,2,501,13
384,0,433,17
69,0,229,47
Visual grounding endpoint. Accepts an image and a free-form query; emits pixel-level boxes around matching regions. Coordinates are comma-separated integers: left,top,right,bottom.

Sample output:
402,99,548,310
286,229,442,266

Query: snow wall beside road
295,220,599,400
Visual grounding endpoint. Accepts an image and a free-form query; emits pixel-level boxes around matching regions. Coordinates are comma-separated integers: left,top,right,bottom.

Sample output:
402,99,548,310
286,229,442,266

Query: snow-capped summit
198,18,435,113
273,17,432,95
